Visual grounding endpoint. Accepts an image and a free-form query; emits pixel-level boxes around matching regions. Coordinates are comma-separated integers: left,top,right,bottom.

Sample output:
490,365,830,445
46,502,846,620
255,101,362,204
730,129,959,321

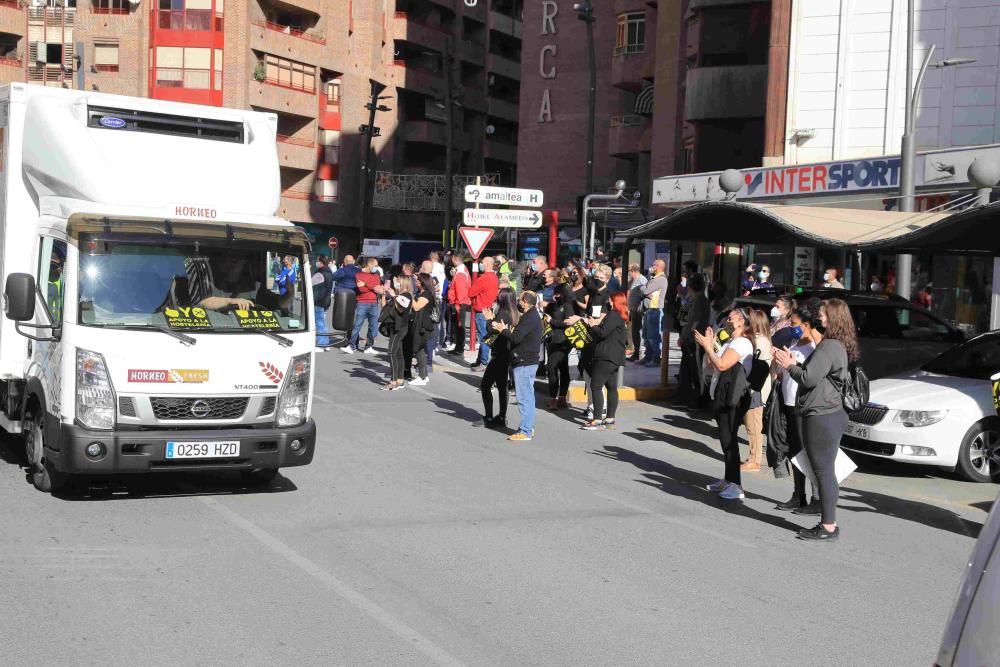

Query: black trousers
678,340,704,403
628,309,643,355
414,332,429,379
590,360,621,420
388,330,407,382
782,400,808,500
803,410,849,524
402,329,415,377
453,305,469,351
481,358,510,420
546,344,571,399
715,395,751,485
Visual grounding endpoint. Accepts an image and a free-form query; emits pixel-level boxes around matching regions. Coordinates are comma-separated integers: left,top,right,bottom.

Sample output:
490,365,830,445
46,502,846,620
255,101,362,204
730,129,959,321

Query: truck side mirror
4,273,36,322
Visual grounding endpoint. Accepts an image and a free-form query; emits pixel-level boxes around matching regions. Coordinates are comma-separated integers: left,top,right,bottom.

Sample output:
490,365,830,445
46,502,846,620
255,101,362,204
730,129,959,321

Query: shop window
94,42,119,72
615,13,645,55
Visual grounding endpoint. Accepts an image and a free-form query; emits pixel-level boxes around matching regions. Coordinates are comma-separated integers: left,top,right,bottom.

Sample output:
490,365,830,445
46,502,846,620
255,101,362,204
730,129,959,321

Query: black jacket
591,311,627,366
545,300,575,347
503,308,542,368
312,266,334,310
712,361,750,412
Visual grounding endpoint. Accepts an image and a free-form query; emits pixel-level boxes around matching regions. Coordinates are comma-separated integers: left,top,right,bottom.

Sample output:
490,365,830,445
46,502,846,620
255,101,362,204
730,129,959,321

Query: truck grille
118,396,136,418
258,396,277,417
150,397,248,421
849,404,889,426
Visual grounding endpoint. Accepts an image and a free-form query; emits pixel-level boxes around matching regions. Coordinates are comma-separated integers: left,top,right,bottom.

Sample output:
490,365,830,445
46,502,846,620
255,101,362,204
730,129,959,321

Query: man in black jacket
312,255,334,350
493,290,543,442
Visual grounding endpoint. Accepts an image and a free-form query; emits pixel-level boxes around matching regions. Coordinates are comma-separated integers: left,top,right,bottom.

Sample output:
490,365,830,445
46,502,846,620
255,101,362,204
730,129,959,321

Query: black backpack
842,363,870,414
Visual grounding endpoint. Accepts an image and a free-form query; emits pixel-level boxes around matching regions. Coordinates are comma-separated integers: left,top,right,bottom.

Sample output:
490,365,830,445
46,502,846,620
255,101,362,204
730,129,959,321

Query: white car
841,332,1000,483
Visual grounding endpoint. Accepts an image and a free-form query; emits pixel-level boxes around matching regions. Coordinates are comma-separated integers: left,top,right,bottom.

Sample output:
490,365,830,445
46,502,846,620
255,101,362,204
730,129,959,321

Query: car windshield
77,237,307,332
922,336,1000,380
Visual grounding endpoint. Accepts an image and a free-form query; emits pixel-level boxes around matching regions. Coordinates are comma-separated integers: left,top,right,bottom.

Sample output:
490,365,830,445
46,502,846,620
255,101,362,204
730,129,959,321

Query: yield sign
459,226,494,260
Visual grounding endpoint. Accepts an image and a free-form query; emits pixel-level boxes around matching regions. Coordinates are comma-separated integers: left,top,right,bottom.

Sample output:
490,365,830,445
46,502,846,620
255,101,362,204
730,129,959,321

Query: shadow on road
593,445,802,534
430,396,484,424
654,412,718,439
56,471,298,501
621,427,722,461
838,486,982,539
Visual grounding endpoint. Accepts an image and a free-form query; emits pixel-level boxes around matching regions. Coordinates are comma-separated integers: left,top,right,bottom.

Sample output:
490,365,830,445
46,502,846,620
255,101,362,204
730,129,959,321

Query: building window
157,0,223,31
263,54,315,93
615,13,645,55
94,42,119,71
92,0,129,14
155,46,215,89
325,78,341,106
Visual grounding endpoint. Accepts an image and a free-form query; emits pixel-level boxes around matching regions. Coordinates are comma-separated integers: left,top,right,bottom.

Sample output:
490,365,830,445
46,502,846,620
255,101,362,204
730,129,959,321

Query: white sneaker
408,377,428,386
314,346,326,353
706,479,727,493
363,347,377,355
719,483,745,501
340,346,354,355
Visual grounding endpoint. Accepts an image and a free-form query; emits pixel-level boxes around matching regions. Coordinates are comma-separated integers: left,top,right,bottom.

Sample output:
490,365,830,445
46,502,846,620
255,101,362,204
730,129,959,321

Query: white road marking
313,393,369,417
200,497,466,667
593,492,758,549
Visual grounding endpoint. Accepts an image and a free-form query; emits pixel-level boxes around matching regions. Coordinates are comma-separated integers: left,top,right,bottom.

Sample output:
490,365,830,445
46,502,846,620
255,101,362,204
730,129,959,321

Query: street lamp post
358,79,390,254
574,1,597,197
896,0,976,298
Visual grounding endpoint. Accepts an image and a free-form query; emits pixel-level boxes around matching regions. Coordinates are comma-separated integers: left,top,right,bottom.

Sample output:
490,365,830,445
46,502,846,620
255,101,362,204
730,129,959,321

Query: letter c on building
540,44,557,79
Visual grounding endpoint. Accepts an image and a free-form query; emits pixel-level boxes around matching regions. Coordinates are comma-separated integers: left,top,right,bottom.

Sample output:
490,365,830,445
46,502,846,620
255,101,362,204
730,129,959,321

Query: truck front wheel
23,409,69,495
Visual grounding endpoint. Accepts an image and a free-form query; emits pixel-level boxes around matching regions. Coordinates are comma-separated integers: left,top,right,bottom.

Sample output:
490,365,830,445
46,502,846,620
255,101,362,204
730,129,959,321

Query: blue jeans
512,365,536,435
475,311,490,365
350,302,380,350
644,309,663,360
424,327,437,371
315,306,330,346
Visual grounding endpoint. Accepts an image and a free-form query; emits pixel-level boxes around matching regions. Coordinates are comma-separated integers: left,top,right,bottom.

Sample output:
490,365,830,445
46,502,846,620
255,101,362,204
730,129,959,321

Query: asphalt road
0,348,996,666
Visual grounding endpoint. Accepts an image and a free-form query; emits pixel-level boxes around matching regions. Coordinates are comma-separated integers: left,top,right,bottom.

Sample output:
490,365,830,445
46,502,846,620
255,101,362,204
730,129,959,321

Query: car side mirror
4,273,36,322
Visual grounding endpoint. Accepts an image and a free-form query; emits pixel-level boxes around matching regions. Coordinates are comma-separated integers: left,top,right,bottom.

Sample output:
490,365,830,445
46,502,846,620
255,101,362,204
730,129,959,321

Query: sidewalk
434,332,682,403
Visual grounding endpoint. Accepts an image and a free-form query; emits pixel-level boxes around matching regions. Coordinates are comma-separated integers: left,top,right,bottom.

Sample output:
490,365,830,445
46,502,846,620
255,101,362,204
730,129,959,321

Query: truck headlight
894,410,948,428
76,349,115,430
275,353,310,428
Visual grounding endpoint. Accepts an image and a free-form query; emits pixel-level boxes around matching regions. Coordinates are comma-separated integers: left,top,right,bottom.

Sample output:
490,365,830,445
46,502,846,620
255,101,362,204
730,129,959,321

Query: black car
734,289,965,379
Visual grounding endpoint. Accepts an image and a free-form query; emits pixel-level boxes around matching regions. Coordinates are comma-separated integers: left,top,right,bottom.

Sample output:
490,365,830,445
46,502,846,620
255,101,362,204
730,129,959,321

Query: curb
567,384,674,402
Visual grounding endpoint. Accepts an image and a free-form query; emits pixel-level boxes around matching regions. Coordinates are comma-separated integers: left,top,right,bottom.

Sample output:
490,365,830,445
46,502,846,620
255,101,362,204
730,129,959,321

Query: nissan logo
190,400,211,418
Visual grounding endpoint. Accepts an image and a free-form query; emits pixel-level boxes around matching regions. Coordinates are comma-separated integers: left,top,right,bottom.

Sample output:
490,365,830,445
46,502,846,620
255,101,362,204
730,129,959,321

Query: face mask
770,306,781,319
814,322,827,334
758,271,768,281
871,282,880,291
789,325,804,340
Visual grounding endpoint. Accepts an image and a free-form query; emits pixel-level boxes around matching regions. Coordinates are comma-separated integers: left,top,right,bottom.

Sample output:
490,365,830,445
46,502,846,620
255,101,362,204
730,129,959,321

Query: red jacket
469,271,499,313
355,271,381,304
447,266,471,307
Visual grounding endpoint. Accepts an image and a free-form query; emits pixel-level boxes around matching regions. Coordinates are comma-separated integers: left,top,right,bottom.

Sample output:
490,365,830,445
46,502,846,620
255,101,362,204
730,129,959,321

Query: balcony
402,119,470,151
489,10,522,38
271,0,320,17
0,57,22,85
251,21,325,65
279,190,337,224
393,60,444,95
615,0,650,12
251,79,317,118
393,12,453,52
0,1,24,37
487,97,518,122
457,38,485,66
608,115,649,157
486,52,519,81
484,138,516,163
463,87,487,113
611,45,652,91
684,64,767,120
277,134,318,171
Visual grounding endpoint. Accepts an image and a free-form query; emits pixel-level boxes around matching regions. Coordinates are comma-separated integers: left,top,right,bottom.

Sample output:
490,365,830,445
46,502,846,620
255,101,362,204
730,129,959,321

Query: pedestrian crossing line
200,496,466,667
593,492,758,549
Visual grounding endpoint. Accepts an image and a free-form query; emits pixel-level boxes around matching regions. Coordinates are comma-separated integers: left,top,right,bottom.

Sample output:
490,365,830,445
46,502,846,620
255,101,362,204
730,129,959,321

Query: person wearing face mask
544,282,575,410
640,259,669,367
523,255,548,293
741,263,758,296
753,265,773,291
492,290,544,442
311,255,334,351
821,267,844,289
869,276,884,293
694,308,755,500
769,295,794,336
772,303,819,513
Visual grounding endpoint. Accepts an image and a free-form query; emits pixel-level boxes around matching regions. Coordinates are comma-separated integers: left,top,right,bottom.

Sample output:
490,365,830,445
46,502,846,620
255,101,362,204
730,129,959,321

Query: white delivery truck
0,84,316,494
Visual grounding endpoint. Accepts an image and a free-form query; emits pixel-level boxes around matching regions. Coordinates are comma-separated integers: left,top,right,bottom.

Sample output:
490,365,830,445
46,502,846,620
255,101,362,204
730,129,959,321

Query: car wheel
23,409,69,494
957,419,1000,483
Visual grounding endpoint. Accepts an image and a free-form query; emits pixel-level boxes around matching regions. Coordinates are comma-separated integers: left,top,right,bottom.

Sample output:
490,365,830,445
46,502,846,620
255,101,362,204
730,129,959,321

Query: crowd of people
312,250,861,542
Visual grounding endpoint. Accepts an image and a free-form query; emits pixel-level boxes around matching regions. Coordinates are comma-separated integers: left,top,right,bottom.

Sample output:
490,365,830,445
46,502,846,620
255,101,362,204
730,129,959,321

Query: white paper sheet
792,448,857,487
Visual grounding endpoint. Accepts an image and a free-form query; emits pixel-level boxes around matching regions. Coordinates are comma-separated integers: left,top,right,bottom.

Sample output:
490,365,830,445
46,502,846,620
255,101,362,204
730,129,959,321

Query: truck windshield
78,239,307,332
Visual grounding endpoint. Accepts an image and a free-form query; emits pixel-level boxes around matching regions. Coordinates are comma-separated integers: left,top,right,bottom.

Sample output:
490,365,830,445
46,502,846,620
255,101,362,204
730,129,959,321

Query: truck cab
0,84,316,493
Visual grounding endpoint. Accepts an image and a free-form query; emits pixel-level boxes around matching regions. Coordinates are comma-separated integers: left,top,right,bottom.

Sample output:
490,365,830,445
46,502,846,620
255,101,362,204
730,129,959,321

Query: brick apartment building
0,0,522,254
519,0,788,235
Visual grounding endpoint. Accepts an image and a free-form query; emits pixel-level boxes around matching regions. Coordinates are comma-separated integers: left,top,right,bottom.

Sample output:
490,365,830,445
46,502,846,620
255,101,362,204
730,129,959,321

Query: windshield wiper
157,326,197,346
247,328,293,348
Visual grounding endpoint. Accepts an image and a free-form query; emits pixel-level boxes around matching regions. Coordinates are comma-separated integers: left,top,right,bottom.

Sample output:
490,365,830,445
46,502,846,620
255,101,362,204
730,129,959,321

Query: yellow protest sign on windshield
235,309,282,330
165,306,211,329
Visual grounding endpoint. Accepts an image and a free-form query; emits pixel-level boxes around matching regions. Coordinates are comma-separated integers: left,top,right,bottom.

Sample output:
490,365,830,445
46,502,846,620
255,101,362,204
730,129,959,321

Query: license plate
846,423,870,440
165,441,240,459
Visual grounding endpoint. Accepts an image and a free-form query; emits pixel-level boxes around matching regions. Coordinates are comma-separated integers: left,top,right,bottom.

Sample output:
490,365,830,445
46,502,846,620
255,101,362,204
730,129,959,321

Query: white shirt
781,340,816,406
709,336,754,399
431,262,446,298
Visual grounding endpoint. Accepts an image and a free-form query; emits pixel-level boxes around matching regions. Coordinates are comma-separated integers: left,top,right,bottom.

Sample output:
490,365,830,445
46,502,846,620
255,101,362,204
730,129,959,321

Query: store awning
858,200,1000,254
619,200,950,249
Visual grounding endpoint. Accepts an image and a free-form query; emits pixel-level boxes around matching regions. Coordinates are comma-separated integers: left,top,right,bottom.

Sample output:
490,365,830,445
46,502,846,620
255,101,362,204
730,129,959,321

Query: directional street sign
463,208,543,229
459,226,494,260
464,185,544,207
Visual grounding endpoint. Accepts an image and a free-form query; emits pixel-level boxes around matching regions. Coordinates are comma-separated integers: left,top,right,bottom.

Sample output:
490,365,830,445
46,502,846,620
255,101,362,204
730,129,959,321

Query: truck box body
0,84,317,490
